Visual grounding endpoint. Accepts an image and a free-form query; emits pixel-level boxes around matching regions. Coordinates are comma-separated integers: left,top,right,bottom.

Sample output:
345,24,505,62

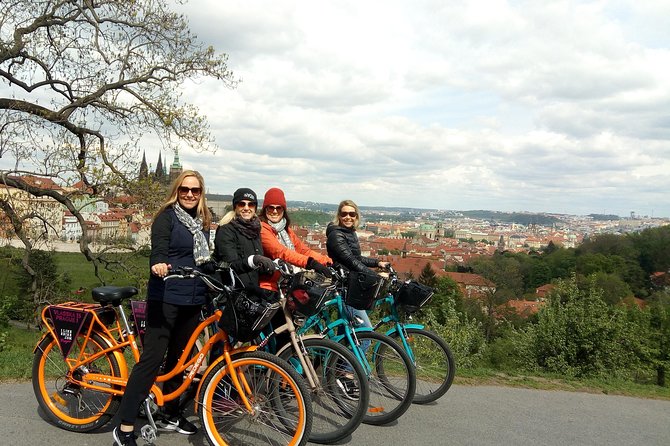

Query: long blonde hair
154,170,212,228
219,210,237,225
332,199,361,229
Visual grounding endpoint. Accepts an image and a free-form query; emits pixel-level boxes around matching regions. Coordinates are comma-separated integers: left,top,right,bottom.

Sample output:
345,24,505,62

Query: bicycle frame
371,293,425,364
258,296,324,389
38,298,258,413
297,292,374,376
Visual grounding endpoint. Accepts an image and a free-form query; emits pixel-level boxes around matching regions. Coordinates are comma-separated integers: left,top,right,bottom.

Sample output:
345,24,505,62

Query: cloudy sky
125,1,670,217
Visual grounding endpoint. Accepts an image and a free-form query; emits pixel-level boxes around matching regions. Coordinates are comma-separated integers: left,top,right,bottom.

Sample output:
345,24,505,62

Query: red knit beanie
263,187,287,208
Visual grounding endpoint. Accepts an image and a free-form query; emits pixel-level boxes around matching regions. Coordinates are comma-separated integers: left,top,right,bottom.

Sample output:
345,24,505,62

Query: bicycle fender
274,333,327,359
32,332,50,353
335,326,372,345
193,345,258,414
384,323,424,337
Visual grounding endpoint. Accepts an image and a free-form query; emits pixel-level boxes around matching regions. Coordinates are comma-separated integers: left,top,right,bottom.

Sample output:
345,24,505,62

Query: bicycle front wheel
389,327,455,404
352,330,416,425
279,337,369,444
198,350,313,446
32,332,121,432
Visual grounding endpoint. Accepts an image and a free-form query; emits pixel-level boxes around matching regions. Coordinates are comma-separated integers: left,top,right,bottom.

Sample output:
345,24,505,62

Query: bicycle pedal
140,424,157,444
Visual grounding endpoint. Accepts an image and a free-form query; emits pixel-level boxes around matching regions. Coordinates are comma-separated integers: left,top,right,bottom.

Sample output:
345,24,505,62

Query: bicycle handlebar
164,265,227,292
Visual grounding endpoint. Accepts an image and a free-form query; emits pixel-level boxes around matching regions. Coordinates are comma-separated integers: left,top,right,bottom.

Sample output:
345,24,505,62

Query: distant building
139,151,149,180
0,175,64,240
169,149,183,183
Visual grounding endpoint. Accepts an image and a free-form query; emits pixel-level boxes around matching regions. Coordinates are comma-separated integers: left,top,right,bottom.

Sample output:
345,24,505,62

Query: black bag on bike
345,269,384,310
287,271,333,316
395,280,434,312
219,288,281,342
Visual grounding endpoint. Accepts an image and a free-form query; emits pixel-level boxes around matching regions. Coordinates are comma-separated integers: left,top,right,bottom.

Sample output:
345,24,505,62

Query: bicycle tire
278,337,369,444
388,327,455,404
197,350,313,446
32,332,121,432
346,330,416,426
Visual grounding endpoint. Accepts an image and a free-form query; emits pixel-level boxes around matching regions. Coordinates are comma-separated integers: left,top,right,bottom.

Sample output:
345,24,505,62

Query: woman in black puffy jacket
326,199,389,330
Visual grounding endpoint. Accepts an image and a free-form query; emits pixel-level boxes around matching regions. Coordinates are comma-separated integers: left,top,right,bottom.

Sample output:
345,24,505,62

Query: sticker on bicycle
47,307,89,358
131,300,147,346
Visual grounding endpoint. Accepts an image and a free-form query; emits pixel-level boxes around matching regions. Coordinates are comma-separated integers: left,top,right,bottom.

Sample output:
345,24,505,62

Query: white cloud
7,0,669,217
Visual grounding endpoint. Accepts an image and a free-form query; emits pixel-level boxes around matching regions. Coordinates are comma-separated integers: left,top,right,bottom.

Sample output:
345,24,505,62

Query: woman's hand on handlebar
306,257,333,278
151,262,171,278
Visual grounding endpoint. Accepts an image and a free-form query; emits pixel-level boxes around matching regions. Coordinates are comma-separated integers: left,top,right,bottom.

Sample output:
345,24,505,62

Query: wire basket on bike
287,270,334,316
344,269,385,310
218,288,281,342
394,280,434,313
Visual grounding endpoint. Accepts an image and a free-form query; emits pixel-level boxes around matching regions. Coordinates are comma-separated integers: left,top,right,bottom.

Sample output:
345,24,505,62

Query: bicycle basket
219,289,281,342
395,280,434,312
345,269,384,310
287,270,334,317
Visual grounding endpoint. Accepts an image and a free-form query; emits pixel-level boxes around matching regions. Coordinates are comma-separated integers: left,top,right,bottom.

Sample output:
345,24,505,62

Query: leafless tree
0,0,236,303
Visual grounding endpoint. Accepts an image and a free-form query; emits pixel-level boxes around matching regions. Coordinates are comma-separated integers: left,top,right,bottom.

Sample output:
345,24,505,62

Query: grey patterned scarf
269,218,294,251
173,203,210,265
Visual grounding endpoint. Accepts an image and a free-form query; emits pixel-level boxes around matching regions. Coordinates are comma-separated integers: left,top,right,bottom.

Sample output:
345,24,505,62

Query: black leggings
117,301,201,426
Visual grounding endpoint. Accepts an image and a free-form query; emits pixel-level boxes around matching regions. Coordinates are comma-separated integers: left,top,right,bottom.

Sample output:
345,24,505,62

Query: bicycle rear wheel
349,330,416,425
198,350,313,446
32,332,121,432
389,327,455,404
279,337,369,444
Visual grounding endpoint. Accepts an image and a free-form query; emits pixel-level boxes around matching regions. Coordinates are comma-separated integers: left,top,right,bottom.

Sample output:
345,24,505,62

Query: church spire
139,151,148,180
154,152,165,183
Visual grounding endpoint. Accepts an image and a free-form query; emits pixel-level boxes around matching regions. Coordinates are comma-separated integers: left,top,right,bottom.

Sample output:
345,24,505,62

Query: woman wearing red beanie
259,187,332,291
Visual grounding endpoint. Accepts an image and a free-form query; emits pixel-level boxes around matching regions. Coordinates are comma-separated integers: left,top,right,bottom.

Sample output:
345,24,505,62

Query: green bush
416,276,486,369
527,275,642,378
481,327,537,372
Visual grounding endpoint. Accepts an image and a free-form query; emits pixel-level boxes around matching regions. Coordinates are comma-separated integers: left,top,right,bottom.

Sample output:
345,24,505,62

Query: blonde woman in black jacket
326,199,389,331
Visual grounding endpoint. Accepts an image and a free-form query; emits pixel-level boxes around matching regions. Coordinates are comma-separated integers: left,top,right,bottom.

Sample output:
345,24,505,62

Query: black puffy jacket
213,221,264,289
326,223,379,273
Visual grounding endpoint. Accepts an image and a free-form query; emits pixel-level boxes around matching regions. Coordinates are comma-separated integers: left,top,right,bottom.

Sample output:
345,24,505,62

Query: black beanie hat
233,188,257,207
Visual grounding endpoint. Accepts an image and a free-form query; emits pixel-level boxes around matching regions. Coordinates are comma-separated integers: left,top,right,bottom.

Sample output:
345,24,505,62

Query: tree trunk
657,366,666,387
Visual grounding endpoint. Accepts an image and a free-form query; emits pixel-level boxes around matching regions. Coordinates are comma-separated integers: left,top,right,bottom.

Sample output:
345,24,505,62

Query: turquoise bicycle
257,263,370,444
372,266,455,404
297,268,416,426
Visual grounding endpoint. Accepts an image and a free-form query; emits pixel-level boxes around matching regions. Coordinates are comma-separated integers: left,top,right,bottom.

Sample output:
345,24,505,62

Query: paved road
2,382,669,446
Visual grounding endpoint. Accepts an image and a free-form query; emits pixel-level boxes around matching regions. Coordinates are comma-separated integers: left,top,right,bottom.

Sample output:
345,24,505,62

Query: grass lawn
0,247,150,303
0,324,42,381
455,367,670,400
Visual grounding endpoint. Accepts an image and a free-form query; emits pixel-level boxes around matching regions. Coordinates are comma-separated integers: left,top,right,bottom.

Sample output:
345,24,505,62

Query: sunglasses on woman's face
340,211,357,218
266,205,283,213
178,186,202,196
236,200,256,209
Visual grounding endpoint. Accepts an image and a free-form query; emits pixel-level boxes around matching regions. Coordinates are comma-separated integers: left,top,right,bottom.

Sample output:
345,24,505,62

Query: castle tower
169,148,183,183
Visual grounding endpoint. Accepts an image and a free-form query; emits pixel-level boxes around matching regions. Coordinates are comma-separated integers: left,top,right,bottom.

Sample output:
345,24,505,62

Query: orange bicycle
32,266,313,446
